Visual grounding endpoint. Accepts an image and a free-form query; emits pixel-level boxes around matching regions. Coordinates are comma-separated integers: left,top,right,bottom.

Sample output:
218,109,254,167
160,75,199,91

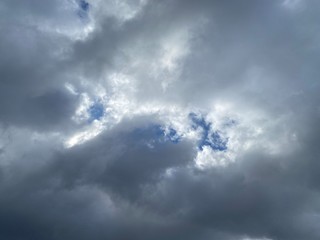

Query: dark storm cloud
0,119,196,240
1,116,320,240
1,0,320,240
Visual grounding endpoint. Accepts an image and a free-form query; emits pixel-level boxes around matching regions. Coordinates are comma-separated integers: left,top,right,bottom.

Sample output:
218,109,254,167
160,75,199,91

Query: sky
0,0,320,239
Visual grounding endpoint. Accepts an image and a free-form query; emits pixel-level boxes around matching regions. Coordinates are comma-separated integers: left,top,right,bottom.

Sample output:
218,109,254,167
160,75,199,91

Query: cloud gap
189,112,228,152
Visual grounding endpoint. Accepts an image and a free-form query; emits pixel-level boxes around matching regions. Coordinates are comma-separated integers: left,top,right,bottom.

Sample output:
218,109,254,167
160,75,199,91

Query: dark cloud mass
1,0,320,239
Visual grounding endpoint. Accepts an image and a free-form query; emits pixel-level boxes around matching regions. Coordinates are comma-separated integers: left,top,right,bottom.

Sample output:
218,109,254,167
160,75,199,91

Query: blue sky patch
165,128,181,144
132,124,181,144
77,0,89,19
204,131,228,151
189,112,228,151
189,112,211,132
79,0,89,12
88,102,104,122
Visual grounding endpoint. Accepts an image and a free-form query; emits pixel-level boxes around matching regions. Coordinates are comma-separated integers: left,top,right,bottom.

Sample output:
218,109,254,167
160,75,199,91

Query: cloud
1,0,320,239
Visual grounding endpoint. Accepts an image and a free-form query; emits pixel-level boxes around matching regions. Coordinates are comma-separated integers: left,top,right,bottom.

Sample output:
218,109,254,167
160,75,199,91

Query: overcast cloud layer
1,0,320,239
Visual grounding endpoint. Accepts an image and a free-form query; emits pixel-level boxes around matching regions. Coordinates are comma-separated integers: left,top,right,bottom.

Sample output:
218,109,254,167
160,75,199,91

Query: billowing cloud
1,0,320,239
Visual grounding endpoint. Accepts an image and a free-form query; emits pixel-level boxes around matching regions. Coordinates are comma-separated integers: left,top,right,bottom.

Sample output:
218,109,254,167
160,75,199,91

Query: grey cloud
1,0,320,240
0,8,79,131
163,0,320,111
